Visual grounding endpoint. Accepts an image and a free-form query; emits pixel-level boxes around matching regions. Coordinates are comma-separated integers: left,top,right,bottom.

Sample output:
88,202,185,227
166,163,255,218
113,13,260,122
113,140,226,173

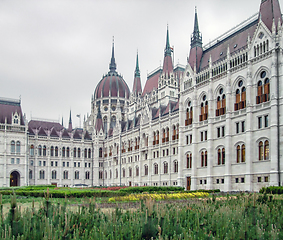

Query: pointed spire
109,36,117,72
132,51,142,95
135,51,140,78
191,7,202,48
164,25,173,57
68,110,72,132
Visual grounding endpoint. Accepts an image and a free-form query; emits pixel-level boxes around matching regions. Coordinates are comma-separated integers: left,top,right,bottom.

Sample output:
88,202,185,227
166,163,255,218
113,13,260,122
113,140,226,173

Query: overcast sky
0,0,282,128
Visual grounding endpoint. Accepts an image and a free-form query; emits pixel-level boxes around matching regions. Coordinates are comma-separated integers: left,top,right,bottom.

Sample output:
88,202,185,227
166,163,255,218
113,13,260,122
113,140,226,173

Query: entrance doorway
10,171,20,187
129,181,132,187
186,177,191,191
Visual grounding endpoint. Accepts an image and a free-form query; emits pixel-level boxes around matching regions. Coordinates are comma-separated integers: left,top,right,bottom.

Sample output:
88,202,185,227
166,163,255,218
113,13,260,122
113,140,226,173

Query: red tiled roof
28,120,63,131
162,55,173,74
50,128,59,137
142,72,160,96
95,117,103,133
73,129,81,139
62,129,70,138
260,0,282,33
188,46,203,72
0,100,24,125
132,76,142,95
200,21,258,71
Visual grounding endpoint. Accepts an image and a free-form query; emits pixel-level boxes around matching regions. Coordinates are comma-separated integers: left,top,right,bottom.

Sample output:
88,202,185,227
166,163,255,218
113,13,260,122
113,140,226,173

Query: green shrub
259,186,283,194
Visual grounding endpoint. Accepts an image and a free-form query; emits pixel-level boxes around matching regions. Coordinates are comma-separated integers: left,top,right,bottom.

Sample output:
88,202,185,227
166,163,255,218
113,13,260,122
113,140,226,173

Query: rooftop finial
109,36,117,72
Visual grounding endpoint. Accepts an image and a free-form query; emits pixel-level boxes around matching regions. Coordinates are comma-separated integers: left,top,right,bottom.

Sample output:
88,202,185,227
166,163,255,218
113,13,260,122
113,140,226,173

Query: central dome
94,71,130,99
94,42,130,100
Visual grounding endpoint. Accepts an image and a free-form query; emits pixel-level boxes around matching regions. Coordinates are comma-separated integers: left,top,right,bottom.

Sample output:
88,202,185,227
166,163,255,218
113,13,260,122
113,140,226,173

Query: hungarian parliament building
1,0,282,192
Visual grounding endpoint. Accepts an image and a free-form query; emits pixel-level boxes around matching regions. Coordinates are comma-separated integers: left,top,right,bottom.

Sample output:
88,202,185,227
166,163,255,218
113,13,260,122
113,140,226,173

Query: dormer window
12,113,20,125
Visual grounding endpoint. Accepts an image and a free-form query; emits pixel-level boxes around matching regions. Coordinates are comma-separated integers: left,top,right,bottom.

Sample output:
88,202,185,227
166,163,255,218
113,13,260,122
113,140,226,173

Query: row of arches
185,141,269,168
30,145,92,159
31,170,91,180
185,71,270,125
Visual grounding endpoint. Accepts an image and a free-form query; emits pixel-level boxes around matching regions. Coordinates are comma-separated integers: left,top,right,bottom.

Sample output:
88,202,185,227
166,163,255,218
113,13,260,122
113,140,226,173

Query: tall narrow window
164,162,168,174
236,145,240,163
43,146,47,156
62,147,65,157
187,153,192,169
38,145,42,156
30,145,34,156
241,145,245,162
16,141,20,154
144,165,148,176
259,141,263,160
264,140,269,160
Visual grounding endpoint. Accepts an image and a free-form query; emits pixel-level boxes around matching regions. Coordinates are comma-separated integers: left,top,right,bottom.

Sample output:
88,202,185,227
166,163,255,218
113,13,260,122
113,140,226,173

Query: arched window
172,125,176,140
166,128,169,142
73,148,76,158
88,148,91,158
38,145,42,156
156,131,159,144
235,80,246,110
201,151,207,167
55,146,58,157
99,148,102,158
129,168,132,177
62,147,66,157
185,101,193,126
257,71,270,104
43,146,47,156
144,165,148,176
109,170,112,179
78,148,81,158
174,161,178,173
154,163,158,175
16,141,20,154
50,146,54,157
85,171,90,179
29,170,33,179
66,147,70,157
236,145,240,163
164,162,168,174
241,145,245,162
30,145,34,156
115,169,118,178
63,171,68,179
122,168,125,178
11,141,15,153
84,148,87,158
217,149,221,165
162,129,166,143
200,95,208,122
217,148,225,165
136,167,139,176
264,140,269,160
216,88,226,116
104,171,107,179
39,170,45,179
52,170,57,179
187,153,192,169
259,141,263,160
222,148,225,164
99,171,103,179
75,171,79,179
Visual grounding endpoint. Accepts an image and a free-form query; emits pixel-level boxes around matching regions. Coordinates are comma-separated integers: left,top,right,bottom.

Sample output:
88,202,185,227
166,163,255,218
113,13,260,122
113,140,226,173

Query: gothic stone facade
1,0,282,192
